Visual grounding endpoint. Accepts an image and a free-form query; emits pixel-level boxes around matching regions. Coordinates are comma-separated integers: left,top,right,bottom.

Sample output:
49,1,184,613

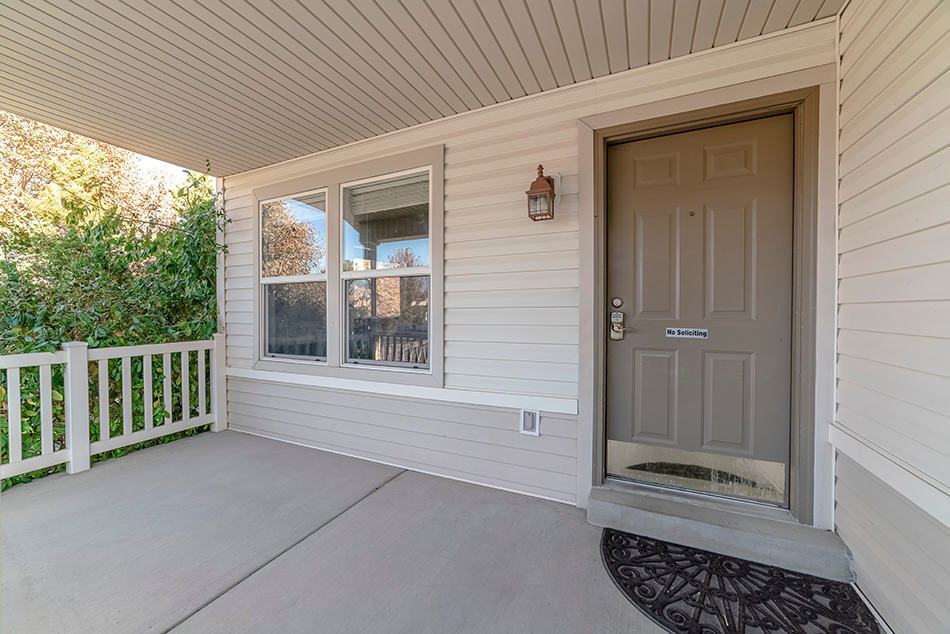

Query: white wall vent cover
520,410,540,436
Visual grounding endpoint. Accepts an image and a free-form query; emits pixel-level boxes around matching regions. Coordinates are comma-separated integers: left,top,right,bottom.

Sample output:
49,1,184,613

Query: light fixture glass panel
343,171,429,272
261,192,327,277
346,276,429,368
530,194,547,213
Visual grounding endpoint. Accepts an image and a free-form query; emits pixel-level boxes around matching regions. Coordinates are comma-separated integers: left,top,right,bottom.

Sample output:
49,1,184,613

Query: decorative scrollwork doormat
601,529,880,634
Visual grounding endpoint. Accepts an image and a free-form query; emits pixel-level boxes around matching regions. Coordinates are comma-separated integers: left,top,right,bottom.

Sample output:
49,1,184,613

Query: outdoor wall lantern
526,164,556,221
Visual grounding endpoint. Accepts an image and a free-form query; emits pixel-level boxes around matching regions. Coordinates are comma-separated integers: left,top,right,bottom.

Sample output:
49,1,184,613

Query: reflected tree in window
261,199,326,277
261,194,328,359
376,248,425,318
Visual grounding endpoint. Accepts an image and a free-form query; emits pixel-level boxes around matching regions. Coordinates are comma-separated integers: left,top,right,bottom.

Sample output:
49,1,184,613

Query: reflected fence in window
349,322,429,367
345,275,429,369
258,161,435,372
264,281,328,360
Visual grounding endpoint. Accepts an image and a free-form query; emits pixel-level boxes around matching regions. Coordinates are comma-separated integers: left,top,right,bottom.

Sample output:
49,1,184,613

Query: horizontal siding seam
444,354,578,364
836,403,950,456
837,296,950,306
229,375,579,416
836,326,950,342
227,416,578,480
838,140,950,205
834,506,949,625
443,266,580,277
229,406,579,461
832,425,950,517
838,0,936,98
838,98,950,180
838,181,950,229
838,219,950,256
227,388,578,441
835,376,950,418
837,351,950,380
229,427,576,502
838,52,950,154
444,229,580,248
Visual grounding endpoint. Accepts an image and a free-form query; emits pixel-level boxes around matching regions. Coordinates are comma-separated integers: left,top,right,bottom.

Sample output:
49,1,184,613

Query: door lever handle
609,311,633,340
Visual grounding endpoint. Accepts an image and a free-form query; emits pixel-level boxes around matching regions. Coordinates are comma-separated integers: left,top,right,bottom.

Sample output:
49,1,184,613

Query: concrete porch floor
1,431,663,633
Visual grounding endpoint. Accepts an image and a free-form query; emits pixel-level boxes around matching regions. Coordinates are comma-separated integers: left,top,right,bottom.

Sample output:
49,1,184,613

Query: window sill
253,356,439,388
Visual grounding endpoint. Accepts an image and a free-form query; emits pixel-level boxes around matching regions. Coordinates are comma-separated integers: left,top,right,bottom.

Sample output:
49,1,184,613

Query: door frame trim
577,72,837,529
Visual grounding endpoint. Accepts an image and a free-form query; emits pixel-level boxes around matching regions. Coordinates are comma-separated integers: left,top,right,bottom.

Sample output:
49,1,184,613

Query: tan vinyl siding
222,119,582,398
835,3,950,631
221,22,836,505
227,378,577,503
835,456,950,634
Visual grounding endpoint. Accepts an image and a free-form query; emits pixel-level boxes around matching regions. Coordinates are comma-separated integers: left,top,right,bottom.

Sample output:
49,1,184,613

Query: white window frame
339,166,432,372
259,187,329,363
252,145,444,388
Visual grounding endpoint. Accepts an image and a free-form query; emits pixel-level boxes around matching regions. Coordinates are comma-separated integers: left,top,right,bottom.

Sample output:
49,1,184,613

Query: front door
605,115,794,506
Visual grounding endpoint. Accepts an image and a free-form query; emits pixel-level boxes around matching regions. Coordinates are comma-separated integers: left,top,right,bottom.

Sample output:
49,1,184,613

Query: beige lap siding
227,378,578,503
834,2,950,632
223,120,580,398
221,22,837,505
834,456,950,634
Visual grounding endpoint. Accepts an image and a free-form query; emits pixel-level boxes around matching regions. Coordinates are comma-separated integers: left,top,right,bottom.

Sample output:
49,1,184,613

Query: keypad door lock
609,311,628,341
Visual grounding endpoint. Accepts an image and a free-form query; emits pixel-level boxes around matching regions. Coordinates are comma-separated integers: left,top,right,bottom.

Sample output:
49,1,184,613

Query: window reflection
346,276,429,368
262,192,327,277
342,171,429,272
265,282,327,359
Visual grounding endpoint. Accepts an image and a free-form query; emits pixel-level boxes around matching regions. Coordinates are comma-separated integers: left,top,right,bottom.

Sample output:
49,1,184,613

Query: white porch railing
1,334,226,479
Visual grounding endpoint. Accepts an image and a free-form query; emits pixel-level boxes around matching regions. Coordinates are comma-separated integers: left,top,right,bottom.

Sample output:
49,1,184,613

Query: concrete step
588,482,854,581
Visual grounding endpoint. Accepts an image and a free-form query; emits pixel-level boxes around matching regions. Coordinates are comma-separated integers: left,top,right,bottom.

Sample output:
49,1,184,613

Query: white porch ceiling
0,0,842,176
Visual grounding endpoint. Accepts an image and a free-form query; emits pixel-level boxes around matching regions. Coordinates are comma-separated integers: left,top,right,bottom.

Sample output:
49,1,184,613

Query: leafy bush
1,173,226,489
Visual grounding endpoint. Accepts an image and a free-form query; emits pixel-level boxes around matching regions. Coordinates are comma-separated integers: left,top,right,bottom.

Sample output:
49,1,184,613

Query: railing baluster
121,356,132,435
181,351,190,422
163,353,172,425
197,349,206,416
39,364,53,455
143,354,153,429
1,340,216,480
98,360,109,441
7,367,21,463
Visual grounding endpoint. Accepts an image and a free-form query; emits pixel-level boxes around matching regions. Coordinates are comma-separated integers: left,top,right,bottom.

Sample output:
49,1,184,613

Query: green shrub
1,173,226,489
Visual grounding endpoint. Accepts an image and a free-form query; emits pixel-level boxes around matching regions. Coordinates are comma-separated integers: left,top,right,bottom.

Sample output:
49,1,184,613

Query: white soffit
0,0,843,176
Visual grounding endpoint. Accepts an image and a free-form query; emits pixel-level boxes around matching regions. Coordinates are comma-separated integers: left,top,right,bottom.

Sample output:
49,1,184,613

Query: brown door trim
588,88,822,525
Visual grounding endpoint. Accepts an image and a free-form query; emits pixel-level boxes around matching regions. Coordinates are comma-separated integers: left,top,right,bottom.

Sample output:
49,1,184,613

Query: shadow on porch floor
1,431,662,633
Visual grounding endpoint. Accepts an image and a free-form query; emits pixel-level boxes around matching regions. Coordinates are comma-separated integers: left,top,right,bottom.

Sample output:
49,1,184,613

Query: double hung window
342,170,431,369
258,150,440,378
261,190,328,360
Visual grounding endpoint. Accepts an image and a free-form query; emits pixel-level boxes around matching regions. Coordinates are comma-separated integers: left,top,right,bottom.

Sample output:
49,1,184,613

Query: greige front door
605,115,794,504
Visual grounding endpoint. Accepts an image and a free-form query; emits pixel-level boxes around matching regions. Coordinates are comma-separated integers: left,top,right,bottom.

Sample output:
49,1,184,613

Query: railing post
63,341,90,474
211,334,227,432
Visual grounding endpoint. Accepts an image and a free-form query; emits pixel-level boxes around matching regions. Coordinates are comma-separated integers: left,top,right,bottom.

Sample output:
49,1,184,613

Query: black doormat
601,528,880,634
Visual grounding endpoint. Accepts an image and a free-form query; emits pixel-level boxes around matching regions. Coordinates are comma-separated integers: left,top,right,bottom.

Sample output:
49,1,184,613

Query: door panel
702,351,754,453
606,115,793,504
704,203,755,318
635,209,680,318
633,349,678,444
